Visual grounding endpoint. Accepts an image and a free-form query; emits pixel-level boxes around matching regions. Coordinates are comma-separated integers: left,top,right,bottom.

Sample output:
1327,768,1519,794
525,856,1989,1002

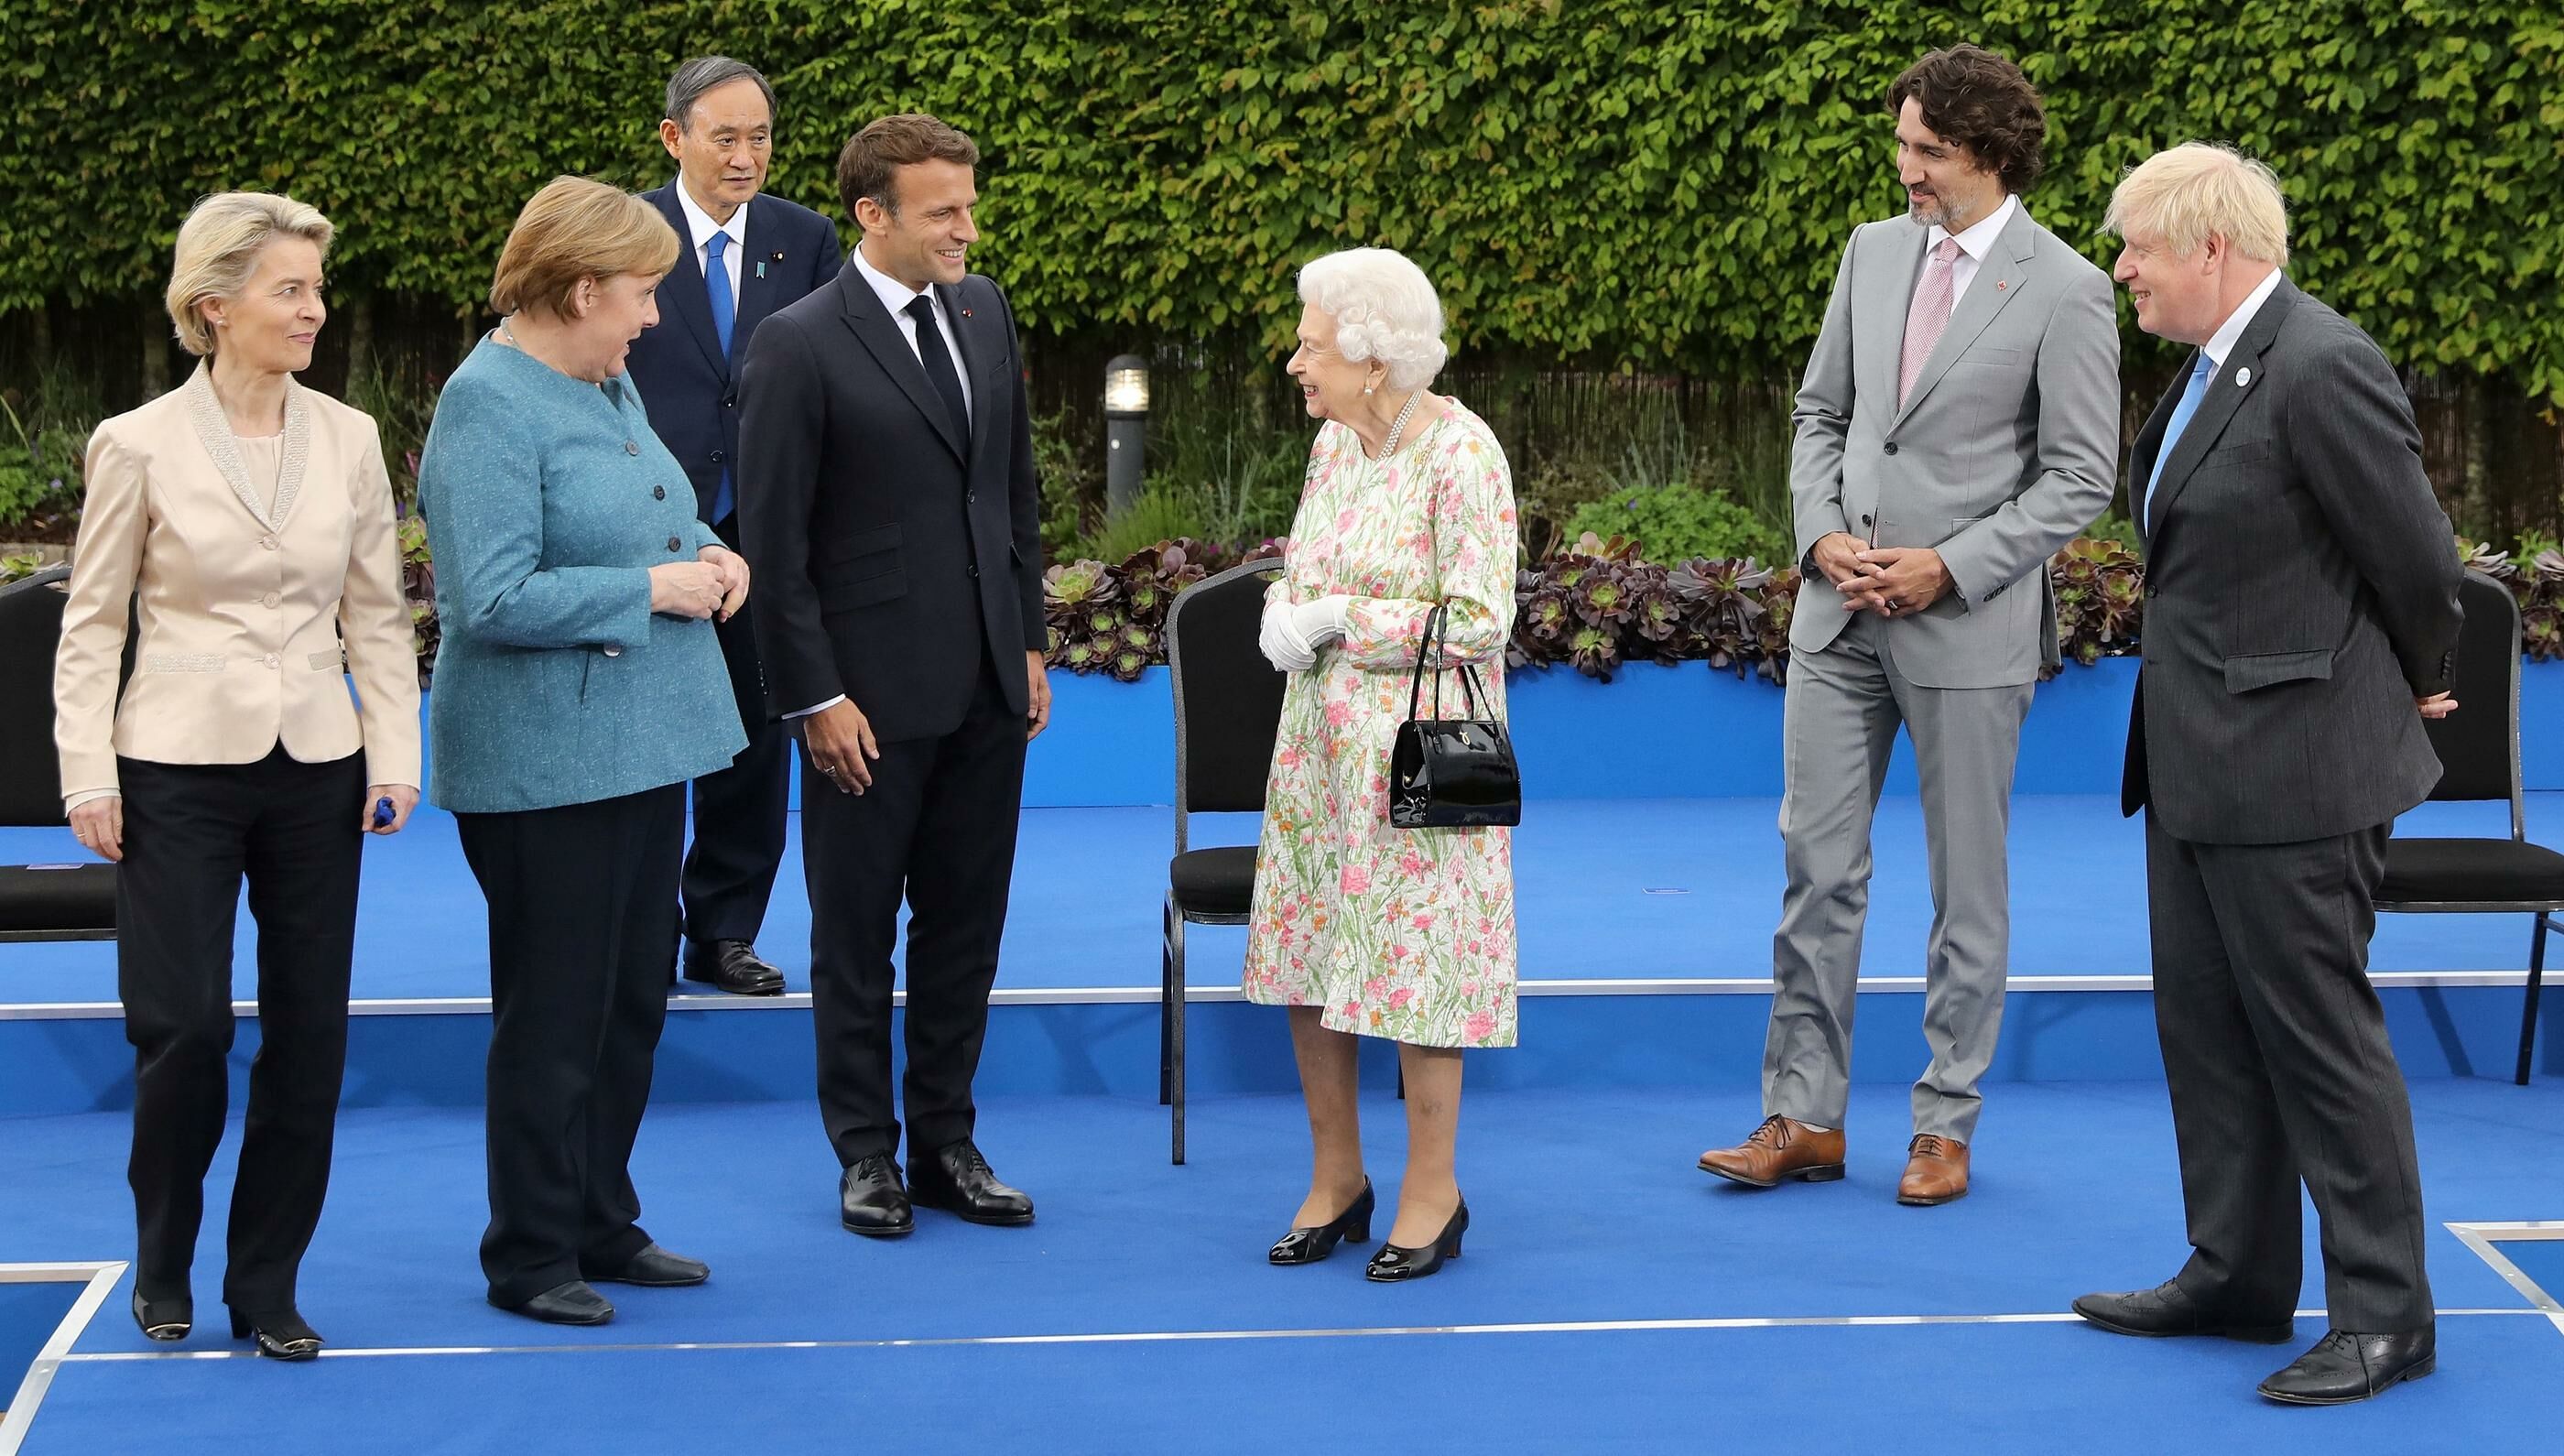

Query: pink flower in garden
1341,865,1370,896
1464,1011,1495,1042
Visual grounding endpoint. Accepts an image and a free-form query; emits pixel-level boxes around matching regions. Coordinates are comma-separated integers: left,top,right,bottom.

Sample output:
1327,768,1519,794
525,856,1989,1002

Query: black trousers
116,746,364,1314
2146,815,2435,1333
801,652,1027,1164
681,516,790,948
457,785,682,1305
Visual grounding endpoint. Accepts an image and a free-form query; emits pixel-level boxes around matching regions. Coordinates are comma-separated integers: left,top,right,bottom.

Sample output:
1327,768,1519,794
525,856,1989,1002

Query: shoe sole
914,1200,1036,1227
842,1217,917,1238
489,1299,614,1326
1896,1188,1967,1206
2072,1305,2296,1344
2258,1354,2436,1405
1697,1161,1845,1189
584,1272,710,1288
679,976,786,997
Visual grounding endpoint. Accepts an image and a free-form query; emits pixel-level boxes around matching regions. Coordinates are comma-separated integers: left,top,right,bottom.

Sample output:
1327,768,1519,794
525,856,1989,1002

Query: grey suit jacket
1788,203,2120,688
2119,277,2462,845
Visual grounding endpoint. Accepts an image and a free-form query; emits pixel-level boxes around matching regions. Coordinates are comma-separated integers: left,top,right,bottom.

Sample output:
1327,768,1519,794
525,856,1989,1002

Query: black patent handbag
1389,604,1522,830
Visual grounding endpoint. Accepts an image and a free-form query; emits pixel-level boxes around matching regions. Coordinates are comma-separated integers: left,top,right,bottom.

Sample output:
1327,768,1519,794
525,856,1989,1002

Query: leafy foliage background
6,1,2560,398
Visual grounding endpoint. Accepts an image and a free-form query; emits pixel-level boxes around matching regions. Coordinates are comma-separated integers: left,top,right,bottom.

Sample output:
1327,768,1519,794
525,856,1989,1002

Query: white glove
1259,600,1318,671
1289,595,1353,650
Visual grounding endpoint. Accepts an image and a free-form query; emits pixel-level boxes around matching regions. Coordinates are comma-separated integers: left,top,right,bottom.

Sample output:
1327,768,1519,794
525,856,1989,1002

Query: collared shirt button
625,440,640,456
653,486,667,500
667,536,683,552
261,592,281,608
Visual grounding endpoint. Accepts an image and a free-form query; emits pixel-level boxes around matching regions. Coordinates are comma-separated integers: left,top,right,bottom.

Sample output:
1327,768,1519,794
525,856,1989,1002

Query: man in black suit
624,57,842,996
2071,143,2463,1406
738,114,1050,1235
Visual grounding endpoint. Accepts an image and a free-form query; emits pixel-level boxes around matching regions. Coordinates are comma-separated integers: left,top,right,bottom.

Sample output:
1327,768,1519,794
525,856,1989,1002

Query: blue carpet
6,1081,2561,1451
2,794,2556,1005
2491,1238,2564,1305
0,1281,79,1405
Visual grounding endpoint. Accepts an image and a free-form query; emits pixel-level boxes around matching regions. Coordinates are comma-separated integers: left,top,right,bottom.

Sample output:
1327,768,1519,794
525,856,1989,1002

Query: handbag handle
1404,603,1486,724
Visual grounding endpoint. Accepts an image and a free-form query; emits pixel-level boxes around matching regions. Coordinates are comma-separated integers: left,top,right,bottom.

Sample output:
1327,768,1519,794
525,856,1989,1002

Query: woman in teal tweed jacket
416,177,746,1328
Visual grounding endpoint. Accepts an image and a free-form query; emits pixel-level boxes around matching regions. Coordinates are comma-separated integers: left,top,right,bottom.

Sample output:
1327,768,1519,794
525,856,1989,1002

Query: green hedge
6,3,2561,397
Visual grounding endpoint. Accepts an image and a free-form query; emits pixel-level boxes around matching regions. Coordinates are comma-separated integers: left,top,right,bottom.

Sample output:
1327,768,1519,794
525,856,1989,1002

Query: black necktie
903,294,970,446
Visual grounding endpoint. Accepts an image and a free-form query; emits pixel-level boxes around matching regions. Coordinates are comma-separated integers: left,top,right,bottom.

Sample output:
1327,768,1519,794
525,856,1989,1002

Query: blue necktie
705,232,736,523
2143,352,2215,532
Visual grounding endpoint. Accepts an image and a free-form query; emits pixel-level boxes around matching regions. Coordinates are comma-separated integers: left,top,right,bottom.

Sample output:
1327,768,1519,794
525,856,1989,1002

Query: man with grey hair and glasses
2071,141,2461,1407
625,56,842,997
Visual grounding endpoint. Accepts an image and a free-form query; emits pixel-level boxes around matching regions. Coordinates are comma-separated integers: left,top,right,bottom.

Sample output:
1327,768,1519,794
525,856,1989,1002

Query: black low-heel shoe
1365,1201,1469,1283
131,1288,192,1342
228,1307,323,1362
1269,1181,1375,1266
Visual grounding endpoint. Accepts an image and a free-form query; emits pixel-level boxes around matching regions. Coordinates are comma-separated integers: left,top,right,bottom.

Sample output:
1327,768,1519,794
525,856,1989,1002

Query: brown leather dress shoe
1896,1134,1970,1205
1697,1115,1846,1188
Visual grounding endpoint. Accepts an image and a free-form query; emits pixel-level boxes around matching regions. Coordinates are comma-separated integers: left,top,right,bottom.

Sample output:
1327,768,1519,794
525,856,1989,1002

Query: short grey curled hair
665,56,776,131
1297,247,1450,390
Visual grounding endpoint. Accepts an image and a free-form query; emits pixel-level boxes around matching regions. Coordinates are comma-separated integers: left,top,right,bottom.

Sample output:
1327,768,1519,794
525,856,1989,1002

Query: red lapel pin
961,309,974,318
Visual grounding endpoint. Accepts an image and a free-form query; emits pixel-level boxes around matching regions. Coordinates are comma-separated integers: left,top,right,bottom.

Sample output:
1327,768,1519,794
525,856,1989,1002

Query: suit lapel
939,281,1002,464
2130,373,2182,557
1891,203,2036,428
2145,278,2300,537
179,364,308,531
840,269,967,462
1864,224,1927,415
733,200,789,363
649,184,727,377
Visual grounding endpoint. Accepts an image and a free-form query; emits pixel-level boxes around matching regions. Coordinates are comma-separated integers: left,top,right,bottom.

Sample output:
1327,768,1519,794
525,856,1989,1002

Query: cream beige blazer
54,365,422,799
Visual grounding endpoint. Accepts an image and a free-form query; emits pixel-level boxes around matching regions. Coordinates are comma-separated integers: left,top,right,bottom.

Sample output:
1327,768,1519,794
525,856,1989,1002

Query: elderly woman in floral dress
1243,247,1518,1283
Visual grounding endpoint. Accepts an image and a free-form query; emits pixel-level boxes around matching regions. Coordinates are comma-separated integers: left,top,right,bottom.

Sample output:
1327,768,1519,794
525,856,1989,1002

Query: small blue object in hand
372,797,396,830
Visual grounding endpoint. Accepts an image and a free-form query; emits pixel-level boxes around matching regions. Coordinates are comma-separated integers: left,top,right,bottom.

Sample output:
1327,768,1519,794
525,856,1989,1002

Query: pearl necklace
1377,390,1424,459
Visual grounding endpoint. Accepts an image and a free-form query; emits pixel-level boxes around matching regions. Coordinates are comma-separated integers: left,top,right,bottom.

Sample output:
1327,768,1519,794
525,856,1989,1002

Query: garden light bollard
1104,353,1149,516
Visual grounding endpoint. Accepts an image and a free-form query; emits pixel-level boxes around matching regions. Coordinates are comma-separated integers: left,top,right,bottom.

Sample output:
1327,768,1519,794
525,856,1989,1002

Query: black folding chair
0,564,118,942
2374,570,2564,1083
1160,560,1288,1164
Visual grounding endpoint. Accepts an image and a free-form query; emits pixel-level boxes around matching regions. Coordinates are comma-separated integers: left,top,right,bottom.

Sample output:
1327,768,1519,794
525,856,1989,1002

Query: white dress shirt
849,244,973,422
2201,266,2287,373
1921,192,2018,309
673,185,747,305
787,247,981,721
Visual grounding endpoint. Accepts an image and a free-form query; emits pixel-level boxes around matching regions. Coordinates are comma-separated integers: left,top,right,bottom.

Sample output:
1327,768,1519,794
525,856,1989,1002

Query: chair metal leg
2519,912,2553,1087
1159,896,1176,1107
1169,914,1188,1166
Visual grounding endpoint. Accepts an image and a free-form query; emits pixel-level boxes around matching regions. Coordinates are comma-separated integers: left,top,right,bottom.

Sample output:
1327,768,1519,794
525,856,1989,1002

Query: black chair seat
2377,838,2564,907
0,862,118,935
1169,846,1257,918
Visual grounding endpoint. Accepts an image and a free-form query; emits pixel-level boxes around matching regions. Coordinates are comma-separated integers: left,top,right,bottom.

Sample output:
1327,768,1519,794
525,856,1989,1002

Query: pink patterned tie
1898,237,1963,407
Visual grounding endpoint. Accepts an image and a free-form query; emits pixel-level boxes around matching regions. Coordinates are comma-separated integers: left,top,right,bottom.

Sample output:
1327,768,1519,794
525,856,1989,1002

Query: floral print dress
1240,401,1521,1048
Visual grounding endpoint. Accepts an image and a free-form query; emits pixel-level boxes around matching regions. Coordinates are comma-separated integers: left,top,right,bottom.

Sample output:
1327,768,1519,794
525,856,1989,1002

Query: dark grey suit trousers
2146,815,2434,1332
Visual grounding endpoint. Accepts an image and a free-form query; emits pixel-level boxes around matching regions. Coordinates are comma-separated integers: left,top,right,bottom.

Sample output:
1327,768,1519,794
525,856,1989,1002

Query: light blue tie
705,232,736,523
2144,352,2215,532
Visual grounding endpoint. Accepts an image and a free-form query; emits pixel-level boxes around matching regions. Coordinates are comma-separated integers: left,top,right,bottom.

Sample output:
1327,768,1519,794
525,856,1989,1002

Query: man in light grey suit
1698,44,2118,1205
2071,144,2460,1407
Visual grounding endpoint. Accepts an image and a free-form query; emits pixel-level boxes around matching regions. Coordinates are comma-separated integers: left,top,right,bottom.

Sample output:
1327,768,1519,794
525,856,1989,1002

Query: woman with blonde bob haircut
1243,246,1520,1282
418,176,750,1325
57,190,421,1359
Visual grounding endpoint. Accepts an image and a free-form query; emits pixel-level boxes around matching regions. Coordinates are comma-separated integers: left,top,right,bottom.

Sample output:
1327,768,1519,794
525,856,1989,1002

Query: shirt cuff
62,788,119,813
785,696,847,720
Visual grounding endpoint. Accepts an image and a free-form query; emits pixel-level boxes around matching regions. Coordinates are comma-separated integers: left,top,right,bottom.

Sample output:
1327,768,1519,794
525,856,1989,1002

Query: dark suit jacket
2120,276,2462,844
736,265,1046,743
623,182,842,525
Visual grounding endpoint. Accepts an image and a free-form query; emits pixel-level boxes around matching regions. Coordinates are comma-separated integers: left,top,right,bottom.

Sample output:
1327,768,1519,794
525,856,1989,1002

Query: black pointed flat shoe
132,1288,191,1342
491,1279,614,1326
228,1306,323,1361
581,1243,710,1287
2258,1328,2436,1405
1269,1180,1375,1266
1366,1200,1469,1283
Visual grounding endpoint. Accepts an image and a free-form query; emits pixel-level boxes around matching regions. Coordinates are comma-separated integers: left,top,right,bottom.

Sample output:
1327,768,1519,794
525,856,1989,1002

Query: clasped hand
648,545,752,622
1259,596,1353,671
1814,532,1951,617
